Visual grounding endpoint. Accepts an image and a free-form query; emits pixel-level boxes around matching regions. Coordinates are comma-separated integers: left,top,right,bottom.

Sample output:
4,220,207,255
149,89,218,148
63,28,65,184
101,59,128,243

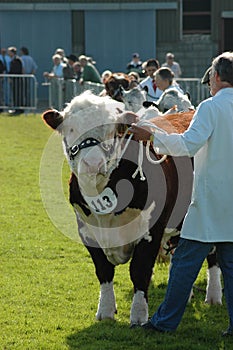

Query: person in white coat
130,51,233,336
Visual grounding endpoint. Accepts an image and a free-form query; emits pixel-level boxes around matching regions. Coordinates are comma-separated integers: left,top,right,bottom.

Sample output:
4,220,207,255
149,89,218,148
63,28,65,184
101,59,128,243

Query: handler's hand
129,123,153,141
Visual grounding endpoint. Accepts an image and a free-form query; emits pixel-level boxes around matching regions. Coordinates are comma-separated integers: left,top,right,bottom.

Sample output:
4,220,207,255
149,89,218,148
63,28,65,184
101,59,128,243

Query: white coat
152,87,233,242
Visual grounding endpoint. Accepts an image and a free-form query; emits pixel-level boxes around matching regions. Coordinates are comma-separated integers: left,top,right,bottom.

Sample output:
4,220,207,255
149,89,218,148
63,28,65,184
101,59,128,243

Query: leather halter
68,137,100,160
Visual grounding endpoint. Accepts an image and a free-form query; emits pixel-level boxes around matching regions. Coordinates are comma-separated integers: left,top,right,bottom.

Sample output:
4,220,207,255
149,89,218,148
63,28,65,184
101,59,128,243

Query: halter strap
68,138,100,160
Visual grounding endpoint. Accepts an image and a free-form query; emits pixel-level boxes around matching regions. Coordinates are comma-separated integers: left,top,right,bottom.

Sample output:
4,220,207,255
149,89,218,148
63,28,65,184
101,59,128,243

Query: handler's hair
212,51,233,86
154,67,174,85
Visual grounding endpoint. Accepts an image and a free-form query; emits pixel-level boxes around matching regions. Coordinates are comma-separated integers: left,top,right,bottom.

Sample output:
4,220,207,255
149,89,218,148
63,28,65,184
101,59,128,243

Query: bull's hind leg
85,244,117,320
205,248,222,305
129,225,163,326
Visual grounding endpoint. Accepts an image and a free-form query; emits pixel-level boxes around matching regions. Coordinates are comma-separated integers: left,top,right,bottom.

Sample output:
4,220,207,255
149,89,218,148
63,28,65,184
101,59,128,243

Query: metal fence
44,77,210,111
0,74,38,111
176,78,210,107
42,78,104,111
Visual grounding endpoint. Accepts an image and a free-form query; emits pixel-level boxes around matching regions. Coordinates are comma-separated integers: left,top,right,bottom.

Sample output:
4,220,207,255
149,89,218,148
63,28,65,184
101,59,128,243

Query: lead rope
117,121,167,181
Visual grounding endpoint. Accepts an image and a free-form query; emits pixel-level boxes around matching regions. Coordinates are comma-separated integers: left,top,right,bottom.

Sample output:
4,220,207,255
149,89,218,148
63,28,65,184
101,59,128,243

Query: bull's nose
81,157,105,174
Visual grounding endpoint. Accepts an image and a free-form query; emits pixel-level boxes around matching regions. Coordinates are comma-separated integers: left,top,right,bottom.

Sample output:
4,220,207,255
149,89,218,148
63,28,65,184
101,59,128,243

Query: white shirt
53,63,65,78
139,76,163,102
152,87,233,242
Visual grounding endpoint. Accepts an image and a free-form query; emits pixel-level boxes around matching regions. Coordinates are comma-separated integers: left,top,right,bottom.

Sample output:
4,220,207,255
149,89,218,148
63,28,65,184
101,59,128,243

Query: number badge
84,187,118,215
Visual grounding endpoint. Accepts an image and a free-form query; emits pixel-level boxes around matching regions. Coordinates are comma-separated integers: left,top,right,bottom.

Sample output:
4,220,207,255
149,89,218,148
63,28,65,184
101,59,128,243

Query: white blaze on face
61,92,125,196
78,144,106,175
122,87,146,112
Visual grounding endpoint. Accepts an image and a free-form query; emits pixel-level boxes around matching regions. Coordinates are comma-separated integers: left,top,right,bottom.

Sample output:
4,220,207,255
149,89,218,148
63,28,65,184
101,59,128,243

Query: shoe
141,320,165,333
222,329,233,337
8,109,23,116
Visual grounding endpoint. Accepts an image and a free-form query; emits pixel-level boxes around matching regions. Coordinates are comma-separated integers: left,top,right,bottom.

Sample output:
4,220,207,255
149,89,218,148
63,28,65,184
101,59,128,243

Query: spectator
151,67,193,112
0,48,11,73
78,55,101,84
73,61,82,82
54,47,68,64
20,47,38,74
43,54,65,79
63,54,78,103
43,54,65,109
63,54,77,80
139,58,163,102
126,53,144,77
8,46,24,115
162,52,182,78
20,46,38,108
154,67,184,94
0,48,11,107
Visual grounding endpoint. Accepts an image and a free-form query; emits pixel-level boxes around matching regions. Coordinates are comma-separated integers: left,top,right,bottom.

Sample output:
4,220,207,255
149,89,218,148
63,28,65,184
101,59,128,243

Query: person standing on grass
8,46,24,115
130,51,233,336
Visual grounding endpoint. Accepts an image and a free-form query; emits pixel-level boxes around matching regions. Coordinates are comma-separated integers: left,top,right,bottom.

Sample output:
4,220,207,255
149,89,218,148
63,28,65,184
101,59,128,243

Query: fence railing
43,77,210,111
176,78,210,107
42,78,104,111
0,74,38,111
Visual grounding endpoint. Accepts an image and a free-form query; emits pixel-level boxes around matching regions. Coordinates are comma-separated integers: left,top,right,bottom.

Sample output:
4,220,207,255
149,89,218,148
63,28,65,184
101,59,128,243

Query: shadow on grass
66,279,231,350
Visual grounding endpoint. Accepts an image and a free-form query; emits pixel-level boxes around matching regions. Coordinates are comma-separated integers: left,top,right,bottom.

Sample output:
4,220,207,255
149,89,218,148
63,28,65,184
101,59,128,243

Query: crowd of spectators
0,45,185,114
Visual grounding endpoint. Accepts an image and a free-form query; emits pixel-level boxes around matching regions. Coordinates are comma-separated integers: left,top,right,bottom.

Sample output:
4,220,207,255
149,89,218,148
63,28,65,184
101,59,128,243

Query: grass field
0,113,231,350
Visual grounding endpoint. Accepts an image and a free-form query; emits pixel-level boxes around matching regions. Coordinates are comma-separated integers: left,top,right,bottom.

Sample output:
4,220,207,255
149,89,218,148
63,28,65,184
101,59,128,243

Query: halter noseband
68,137,100,160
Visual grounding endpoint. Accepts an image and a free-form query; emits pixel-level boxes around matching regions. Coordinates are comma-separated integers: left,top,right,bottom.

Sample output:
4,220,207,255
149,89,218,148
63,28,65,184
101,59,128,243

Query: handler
130,51,233,335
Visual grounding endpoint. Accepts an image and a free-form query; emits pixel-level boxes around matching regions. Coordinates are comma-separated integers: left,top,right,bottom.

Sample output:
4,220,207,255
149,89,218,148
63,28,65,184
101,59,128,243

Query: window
183,0,211,34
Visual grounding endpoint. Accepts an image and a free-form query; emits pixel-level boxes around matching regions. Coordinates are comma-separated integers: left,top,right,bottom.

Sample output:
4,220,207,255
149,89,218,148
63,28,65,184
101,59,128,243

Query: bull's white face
121,87,146,112
60,92,125,196
157,89,192,112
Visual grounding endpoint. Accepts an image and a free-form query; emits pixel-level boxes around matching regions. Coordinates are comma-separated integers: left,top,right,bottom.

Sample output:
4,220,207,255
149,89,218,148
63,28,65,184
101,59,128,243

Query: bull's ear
42,110,64,131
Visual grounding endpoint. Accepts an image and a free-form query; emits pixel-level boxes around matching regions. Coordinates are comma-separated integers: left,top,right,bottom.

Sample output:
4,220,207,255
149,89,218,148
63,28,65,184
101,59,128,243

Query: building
0,0,232,101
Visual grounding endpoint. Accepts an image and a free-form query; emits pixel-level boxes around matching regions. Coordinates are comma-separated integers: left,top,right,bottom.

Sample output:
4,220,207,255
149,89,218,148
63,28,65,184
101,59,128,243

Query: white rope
109,121,167,182
146,141,167,164
131,119,167,180
132,141,146,181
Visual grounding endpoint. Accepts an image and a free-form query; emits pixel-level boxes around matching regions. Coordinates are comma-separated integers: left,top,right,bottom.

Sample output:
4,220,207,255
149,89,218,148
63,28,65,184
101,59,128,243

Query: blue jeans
150,238,233,332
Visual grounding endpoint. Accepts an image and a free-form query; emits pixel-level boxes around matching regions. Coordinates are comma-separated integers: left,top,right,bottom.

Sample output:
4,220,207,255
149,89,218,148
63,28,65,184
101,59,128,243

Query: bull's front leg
205,248,222,305
85,244,117,320
129,224,163,326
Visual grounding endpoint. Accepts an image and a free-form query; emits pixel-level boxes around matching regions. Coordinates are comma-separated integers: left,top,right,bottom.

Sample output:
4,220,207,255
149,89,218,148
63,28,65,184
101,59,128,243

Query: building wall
212,0,233,43
0,1,232,102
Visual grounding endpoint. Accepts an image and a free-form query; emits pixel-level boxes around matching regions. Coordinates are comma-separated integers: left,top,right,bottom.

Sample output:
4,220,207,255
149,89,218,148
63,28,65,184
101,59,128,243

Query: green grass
0,113,231,349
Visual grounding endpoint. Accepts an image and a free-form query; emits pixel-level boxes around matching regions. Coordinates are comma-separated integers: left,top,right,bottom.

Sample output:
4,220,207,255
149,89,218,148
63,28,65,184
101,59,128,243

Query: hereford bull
42,91,221,326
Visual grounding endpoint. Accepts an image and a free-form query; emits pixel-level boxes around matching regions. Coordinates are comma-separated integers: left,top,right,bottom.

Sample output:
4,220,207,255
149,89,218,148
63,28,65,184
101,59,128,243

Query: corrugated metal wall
156,9,180,43
0,10,72,99
84,9,157,74
212,0,233,43
0,0,177,3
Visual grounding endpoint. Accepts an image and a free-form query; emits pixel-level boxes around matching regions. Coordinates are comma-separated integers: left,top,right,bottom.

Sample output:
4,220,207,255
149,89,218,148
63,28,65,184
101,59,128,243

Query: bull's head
105,73,130,102
42,91,138,196
119,86,147,113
